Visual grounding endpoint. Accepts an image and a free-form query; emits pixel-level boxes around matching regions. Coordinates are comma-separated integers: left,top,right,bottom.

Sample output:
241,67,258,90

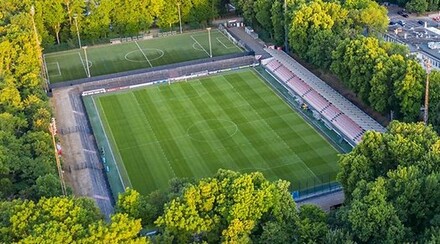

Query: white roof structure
265,48,386,133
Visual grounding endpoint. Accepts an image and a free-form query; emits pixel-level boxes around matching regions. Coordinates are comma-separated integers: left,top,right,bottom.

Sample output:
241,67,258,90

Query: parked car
398,10,409,18
398,20,406,26
418,20,426,25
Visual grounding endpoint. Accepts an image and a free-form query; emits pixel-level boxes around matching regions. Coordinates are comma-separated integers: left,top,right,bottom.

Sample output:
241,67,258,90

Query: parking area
387,5,440,29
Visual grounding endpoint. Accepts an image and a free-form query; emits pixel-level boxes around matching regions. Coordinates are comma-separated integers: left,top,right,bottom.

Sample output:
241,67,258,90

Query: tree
369,54,406,114
0,197,145,242
83,0,113,41
42,0,65,44
155,169,298,243
336,121,440,241
297,205,329,243
32,174,62,199
156,1,179,30
428,71,440,133
188,0,220,27
111,0,164,35
254,0,274,38
338,121,439,199
394,59,424,121
344,0,388,35
115,188,158,227
345,178,405,243
270,0,284,46
405,0,428,13
289,0,342,57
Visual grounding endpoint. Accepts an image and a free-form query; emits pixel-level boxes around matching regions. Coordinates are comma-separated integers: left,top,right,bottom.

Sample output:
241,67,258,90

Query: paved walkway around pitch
52,87,114,219
227,27,271,59
296,190,345,212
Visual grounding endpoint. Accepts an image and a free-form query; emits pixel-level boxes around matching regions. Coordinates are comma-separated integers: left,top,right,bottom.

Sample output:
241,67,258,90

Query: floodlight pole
207,27,212,58
30,6,40,46
178,3,183,34
73,14,82,48
284,0,289,53
424,58,431,125
83,46,91,77
49,119,67,196
30,5,49,91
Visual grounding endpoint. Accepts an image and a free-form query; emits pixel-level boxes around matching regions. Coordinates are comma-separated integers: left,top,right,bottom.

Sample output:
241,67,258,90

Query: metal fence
49,52,254,90
253,67,347,200
291,173,342,201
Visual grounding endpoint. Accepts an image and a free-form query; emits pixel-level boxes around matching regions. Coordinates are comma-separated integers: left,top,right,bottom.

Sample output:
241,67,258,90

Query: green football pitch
84,69,339,196
44,29,242,83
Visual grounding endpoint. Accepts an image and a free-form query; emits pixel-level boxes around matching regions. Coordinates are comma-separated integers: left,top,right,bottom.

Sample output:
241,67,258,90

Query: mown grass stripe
179,80,244,172
198,76,281,177
195,77,272,172
133,90,193,179
225,73,325,183
154,83,217,177
93,69,339,195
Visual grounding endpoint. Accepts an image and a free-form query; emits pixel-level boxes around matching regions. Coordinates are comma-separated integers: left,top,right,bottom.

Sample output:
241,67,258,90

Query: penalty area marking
77,52,89,76
216,37,234,49
190,35,210,57
47,62,62,77
192,42,205,52
124,48,164,63
134,41,153,68
217,29,242,50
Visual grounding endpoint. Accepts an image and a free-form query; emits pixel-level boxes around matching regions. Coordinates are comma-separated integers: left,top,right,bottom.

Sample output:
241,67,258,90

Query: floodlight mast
49,118,67,196
73,14,82,48
178,3,183,34
83,46,91,77
424,58,431,125
207,27,212,58
30,5,49,91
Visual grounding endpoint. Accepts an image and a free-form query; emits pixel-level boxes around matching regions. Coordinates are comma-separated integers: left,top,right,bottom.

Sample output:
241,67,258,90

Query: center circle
125,48,164,63
187,119,238,142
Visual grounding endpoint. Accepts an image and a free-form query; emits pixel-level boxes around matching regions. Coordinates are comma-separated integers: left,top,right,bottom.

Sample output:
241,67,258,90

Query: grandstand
262,51,385,146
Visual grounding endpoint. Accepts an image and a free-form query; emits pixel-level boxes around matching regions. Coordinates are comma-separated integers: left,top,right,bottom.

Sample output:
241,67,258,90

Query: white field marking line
92,96,132,189
92,194,110,201
130,93,176,177
47,62,62,77
118,116,270,151
44,51,81,57
186,120,239,142
73,110,84,115
55,62,61,76
42,54,51,83
255,68,343,153
216,37,233,49
134,41,153,68
225,74,320,181
217,29,242,50
239,161,300,172
83,149,96,153
190,35,210,57
77,52,88,77
192,43,205,52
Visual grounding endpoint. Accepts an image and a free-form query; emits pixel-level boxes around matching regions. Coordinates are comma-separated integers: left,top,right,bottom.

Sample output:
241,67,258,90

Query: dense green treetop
0,197,146,243
336,121,440,242
154,169,300,243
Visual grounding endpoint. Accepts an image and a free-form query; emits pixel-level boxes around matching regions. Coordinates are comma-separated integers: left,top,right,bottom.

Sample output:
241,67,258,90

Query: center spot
187,119,238,142
125,48,164,63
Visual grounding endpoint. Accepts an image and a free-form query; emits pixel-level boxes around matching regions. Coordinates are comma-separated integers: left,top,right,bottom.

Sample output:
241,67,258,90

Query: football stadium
51,26,383,200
